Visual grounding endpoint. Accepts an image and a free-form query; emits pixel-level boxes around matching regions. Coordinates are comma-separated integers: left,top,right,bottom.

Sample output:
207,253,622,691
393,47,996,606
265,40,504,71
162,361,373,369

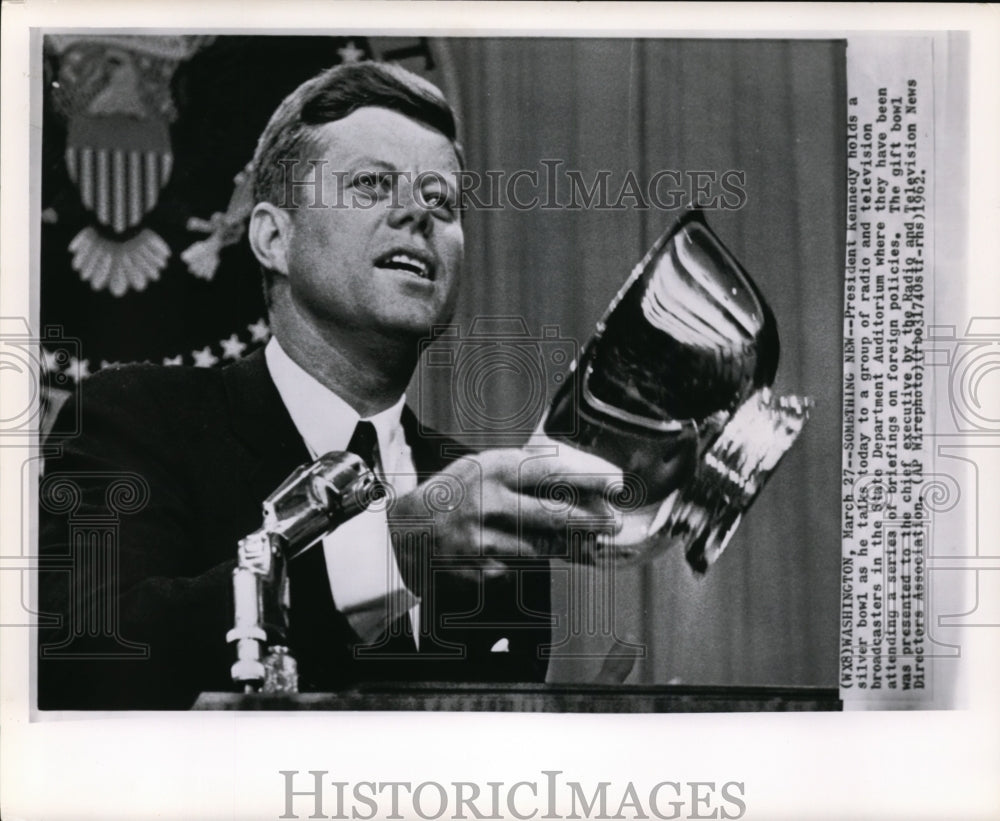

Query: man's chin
373,309,453,343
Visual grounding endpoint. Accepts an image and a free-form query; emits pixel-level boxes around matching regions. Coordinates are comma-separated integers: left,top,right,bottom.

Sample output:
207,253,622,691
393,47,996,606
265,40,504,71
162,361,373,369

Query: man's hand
387,447,624,587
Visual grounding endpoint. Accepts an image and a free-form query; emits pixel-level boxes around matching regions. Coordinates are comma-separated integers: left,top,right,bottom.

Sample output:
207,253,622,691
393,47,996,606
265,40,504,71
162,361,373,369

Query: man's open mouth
374,249,436,281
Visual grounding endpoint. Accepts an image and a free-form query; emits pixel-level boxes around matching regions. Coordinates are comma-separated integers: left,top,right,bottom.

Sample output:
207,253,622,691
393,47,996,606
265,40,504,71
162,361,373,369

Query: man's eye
421,188,457,215
352,171,392,191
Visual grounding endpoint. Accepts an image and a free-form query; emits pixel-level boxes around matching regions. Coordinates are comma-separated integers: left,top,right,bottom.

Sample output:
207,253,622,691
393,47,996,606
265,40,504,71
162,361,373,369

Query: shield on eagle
48,35,210,295
63,82,173,234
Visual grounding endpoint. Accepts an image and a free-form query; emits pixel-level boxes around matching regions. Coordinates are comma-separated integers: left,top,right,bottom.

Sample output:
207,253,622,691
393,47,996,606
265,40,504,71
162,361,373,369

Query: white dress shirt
264,337,420,646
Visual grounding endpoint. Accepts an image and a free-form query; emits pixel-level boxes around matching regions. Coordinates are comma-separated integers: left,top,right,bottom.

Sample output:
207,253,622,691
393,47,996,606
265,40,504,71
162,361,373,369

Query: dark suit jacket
38,349,551,710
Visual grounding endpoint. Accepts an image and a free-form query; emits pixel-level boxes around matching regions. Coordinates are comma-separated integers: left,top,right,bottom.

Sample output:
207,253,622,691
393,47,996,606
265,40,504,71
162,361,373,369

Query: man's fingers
479,488,620,564
483,486,621,534
518,449,623,492
481,448,625,502
458,528,541,567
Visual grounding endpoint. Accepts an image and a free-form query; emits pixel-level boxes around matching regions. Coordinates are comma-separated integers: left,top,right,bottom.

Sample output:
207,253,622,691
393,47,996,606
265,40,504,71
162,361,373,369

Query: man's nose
386,180,433,237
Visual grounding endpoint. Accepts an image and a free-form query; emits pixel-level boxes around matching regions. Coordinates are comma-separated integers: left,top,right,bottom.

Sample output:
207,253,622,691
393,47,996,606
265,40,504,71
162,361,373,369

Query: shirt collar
264,336,406,467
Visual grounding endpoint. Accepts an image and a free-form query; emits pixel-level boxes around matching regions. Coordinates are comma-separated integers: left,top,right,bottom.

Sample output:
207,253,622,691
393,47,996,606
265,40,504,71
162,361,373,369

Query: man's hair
251,61,463,209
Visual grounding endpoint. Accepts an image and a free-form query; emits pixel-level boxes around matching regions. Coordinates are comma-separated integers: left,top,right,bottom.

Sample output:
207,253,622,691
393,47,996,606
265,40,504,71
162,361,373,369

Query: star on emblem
65,356,91,383
162,354,184,366
337,41,366,63
220,333,247,361
247,318,270,343
192,346,219,368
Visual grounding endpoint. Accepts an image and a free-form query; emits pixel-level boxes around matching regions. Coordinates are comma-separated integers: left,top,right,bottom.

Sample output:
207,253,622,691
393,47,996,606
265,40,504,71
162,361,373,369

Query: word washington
279,770,747,820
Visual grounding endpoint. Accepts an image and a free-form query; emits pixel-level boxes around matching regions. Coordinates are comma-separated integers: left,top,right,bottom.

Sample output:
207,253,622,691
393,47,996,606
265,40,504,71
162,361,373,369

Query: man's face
281,106,464,340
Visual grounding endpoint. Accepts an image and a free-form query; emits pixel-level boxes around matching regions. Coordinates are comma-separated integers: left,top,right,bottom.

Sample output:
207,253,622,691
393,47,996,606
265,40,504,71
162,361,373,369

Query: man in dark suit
38,61,620,709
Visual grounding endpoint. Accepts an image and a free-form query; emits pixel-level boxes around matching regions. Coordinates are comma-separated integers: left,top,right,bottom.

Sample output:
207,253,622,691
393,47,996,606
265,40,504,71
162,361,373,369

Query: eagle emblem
48,35,211,296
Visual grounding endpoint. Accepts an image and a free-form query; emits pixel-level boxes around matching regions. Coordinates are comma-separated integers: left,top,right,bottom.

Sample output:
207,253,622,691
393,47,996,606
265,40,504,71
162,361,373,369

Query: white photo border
2,3,998,820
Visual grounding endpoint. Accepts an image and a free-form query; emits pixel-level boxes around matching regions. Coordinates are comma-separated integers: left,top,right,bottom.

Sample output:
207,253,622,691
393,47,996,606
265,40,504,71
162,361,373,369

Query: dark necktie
346,420,380,474
347,420,387,501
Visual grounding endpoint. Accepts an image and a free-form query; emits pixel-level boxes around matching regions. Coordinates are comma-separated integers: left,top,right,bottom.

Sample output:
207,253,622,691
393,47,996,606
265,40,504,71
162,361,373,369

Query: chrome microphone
227,451,380,693
540,209,811,570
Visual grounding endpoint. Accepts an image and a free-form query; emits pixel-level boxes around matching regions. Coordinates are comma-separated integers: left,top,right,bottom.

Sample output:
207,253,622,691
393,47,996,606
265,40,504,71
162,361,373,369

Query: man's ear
248,202,293,275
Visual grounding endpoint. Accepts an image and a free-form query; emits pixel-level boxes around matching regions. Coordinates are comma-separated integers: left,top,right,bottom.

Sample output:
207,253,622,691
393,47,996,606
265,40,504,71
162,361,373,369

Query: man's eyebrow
339,156,399,171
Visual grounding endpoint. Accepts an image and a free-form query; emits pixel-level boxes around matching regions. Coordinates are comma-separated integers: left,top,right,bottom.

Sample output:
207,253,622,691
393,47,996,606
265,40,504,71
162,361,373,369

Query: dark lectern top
193,682,842,712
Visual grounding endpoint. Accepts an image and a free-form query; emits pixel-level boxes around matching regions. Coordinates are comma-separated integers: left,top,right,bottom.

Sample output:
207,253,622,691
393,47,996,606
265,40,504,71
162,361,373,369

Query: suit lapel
221,348,311,498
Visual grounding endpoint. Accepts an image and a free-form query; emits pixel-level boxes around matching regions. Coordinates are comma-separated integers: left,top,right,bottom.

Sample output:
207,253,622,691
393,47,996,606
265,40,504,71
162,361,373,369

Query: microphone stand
227,451,379,693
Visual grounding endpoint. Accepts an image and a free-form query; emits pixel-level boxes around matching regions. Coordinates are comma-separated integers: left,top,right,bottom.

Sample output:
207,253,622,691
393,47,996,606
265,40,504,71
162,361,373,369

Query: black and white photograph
1,3,998,820
33,33,842,712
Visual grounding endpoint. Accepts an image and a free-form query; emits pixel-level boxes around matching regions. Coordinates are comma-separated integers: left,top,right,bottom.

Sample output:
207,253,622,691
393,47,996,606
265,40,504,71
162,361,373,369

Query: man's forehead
311,106,460,170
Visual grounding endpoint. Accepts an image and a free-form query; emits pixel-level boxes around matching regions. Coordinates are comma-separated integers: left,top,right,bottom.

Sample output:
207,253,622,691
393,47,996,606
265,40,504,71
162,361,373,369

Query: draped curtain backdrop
418,39,846,686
